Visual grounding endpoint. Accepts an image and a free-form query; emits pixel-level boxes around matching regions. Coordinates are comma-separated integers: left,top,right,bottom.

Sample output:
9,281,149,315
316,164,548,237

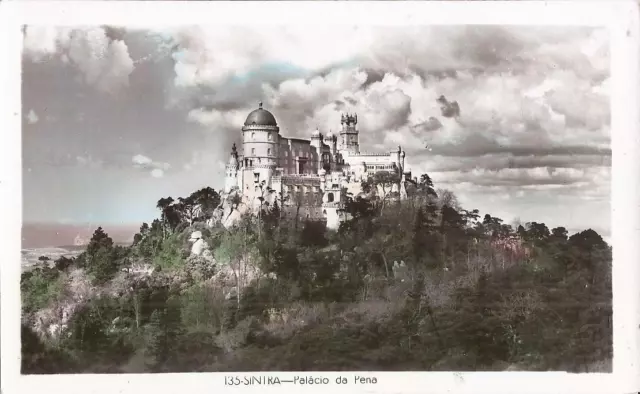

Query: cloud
75,155,103,169
437,95,460,118
132,154,170,177
26,109,39,124
160,25,609,182
150,168,165,178
132,154,153,166
23,26,135,94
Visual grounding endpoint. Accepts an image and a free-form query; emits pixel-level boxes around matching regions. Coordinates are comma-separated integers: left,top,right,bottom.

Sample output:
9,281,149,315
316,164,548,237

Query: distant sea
20,245,86,272
20,243,129,272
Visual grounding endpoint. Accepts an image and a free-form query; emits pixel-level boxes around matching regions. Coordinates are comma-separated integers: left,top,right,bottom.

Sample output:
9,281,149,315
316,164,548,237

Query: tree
156,197,175,239
214,230,258,313
177,196,198,225
416,173,438,199
54,256,73,271
256,180,275,238
551,226,569,242
525,222,550,245
145,295,184,371
362,171,401,211
291,190,313,231
190,187,221,221
436,189,461,210
85,227,117,283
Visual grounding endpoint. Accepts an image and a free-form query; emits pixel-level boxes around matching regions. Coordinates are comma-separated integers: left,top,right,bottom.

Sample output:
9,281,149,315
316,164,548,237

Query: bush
21,268,66,314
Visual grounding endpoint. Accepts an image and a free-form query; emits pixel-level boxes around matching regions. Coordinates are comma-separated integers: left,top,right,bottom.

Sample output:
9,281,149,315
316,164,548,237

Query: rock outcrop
208,189,246,229
187,230,216,281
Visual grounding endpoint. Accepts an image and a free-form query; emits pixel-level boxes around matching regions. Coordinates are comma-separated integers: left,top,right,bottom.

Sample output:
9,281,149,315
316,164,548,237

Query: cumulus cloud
132,154,153,166
437,95,460,118
26,109,39,124
150,168,165,178
132,154,170,178
23,26,135,94
157,25,609,232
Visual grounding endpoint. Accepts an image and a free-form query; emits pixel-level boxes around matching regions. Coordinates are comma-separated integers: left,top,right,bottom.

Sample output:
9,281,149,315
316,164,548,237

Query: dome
311,129,321,138
325,131,334,139
244,102,277,126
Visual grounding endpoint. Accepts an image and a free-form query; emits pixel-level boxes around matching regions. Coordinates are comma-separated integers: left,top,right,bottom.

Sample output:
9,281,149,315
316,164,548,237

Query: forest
20,173,612,373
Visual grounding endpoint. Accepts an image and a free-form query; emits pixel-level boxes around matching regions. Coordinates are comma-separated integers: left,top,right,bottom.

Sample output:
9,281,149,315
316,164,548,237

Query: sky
21,25,611,246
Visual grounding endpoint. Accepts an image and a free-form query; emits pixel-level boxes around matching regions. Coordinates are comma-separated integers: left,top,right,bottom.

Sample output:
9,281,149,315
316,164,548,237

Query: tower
241,102,280,207
310,128,323,174
224,143,240,193
338,113,360,155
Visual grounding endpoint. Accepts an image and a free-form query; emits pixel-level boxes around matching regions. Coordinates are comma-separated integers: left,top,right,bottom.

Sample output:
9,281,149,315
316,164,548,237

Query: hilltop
20,178,612,373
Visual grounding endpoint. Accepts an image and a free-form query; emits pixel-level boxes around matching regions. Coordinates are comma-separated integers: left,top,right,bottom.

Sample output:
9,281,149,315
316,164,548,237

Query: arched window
268,148,271,155
251,148,255,155
323,209,327,215
327,192,334,203
251,132,256,139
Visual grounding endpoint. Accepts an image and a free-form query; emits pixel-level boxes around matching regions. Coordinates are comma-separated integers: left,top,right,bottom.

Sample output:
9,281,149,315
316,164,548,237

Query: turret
338,113,360,155
224,143,240,193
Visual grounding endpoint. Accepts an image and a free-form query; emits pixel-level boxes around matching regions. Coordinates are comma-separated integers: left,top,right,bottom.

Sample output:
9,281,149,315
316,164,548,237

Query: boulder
208,189,245,229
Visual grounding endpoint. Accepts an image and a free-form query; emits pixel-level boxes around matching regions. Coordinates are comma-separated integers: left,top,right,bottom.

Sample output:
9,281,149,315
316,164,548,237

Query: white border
1,1,638,394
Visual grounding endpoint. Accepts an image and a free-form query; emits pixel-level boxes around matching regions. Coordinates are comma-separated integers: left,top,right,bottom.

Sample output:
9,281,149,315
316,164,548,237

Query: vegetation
21,181,612,373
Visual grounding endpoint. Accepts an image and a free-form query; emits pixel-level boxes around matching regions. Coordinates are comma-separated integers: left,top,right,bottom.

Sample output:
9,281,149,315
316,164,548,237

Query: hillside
20,180,612,373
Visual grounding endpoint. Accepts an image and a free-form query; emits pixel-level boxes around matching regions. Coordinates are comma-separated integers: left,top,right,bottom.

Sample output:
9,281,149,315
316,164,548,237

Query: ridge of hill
19,181,612,373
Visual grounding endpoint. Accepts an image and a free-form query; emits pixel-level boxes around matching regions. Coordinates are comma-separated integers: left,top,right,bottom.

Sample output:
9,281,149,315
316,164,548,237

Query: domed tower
224,143,240,193
241,102,280,204
338,113,360,155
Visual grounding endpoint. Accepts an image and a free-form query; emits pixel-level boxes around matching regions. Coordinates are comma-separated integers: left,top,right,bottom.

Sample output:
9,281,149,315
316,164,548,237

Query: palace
224,103,413,229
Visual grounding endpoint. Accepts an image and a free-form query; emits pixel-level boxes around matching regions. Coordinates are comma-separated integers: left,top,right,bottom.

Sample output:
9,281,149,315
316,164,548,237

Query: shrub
21,269,67,314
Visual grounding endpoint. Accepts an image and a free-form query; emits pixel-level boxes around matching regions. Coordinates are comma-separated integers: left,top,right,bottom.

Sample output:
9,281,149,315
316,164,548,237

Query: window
268,133,272,141
251,148,255,155
323,209,327,215
251,132,255,139
254,173,260,183
268,148,271,155
327,193,334,203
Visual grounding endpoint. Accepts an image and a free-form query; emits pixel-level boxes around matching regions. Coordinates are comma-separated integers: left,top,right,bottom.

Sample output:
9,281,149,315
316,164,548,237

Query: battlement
350,152,393,157
244,164,277,170
341,113,358,126
281,175,322,185
242,124,280,132
281,173,322,179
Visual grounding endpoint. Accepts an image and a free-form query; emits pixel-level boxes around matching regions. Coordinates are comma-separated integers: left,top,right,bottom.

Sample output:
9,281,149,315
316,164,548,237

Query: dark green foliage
21,324,76,374
21,179,612,373
21,266,65,314
84,227,120,284
144,295,184,371
54,256,73,271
